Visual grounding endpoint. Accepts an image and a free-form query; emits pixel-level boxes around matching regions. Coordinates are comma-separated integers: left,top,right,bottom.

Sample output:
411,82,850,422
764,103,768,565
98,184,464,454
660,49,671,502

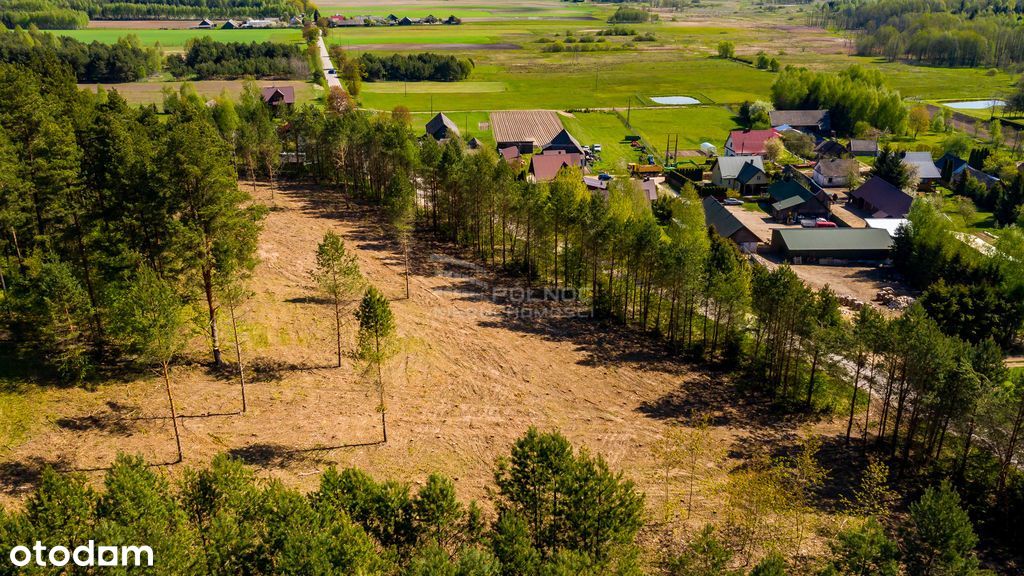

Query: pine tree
902,481,982,576
109,267,192,463
355,286,397,443
313,232,362,367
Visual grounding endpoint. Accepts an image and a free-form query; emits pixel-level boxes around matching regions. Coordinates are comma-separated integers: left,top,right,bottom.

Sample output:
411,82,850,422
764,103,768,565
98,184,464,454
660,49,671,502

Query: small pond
945,99,1006,110
650,96,700,105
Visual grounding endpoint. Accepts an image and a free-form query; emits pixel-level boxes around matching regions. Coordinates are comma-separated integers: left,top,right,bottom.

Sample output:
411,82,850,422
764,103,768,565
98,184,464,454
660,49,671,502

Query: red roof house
529,151,583,182
725,129,779,156
261,86,296,107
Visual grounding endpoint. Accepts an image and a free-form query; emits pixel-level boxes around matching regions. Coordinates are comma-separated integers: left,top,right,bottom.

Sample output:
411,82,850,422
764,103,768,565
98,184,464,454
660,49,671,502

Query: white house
812,158,858,188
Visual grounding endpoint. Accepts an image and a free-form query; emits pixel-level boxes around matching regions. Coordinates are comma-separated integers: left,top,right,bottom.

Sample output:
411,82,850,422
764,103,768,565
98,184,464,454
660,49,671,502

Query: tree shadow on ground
247,356,340,383
0,456,69,496
227,440,383,469
635,370,796,430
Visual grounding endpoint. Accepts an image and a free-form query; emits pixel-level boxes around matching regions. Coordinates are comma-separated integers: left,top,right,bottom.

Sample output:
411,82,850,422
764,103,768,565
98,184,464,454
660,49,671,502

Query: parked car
593,144,602,153
327,68,336,74
815,220,838,228
723,198,744,206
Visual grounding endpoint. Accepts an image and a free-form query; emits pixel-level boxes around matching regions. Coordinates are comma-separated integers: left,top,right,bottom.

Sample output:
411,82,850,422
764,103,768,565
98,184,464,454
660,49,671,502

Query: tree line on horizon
816,0,1024,67
0,0,306,29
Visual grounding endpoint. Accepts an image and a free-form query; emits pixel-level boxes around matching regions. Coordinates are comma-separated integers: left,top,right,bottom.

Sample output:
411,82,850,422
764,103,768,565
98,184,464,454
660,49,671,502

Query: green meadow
560,111,638,172
313,1,608,20
56,28,302,49
626,106,739,154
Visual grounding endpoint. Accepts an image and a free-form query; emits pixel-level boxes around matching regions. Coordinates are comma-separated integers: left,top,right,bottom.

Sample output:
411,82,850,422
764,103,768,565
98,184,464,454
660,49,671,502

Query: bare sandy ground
0,184,845,553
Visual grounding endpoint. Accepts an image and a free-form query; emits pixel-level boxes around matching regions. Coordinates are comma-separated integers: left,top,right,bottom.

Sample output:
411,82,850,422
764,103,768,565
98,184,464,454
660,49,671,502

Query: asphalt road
317,32,341,89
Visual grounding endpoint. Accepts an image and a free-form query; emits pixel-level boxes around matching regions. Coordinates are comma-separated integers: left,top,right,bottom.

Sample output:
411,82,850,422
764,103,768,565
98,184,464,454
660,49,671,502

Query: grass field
362,81,506,94
56,28,302,50
560,111,638,172
325,24,535,47
410,110,495,148
355,51,774,111
627,106,739,155
313,0,608,20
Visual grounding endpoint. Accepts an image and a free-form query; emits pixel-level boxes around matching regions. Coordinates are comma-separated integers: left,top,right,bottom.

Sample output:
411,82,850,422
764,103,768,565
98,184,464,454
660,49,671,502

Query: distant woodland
166,37,308,80
818,0,1024,67
0,0,303,29
0,27,160,82
357,53,473,83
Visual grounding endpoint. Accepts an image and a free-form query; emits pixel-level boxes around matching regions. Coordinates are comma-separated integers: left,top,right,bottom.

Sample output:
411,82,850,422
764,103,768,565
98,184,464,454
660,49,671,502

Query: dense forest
0,429,997,575
0,27,160,82
816,0,1024,67
0,0,303,29
357,53,474,83
166,37,307,80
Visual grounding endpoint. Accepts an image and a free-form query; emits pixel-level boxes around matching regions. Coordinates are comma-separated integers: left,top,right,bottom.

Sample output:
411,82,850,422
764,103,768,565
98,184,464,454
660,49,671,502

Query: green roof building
771,228,893,262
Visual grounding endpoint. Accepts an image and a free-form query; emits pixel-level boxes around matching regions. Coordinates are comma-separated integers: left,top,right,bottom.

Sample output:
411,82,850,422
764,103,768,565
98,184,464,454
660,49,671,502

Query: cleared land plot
490,110,563,147
78,80,319,107
56,28,302,50
0,181,853,564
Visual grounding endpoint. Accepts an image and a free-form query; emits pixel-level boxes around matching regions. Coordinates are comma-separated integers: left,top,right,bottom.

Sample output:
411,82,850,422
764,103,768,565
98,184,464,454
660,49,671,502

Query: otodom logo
8,541,153,568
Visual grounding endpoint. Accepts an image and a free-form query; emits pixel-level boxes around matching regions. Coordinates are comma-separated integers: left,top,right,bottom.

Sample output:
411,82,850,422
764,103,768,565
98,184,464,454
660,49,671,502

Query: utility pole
626,96,631,127
665,133,670,165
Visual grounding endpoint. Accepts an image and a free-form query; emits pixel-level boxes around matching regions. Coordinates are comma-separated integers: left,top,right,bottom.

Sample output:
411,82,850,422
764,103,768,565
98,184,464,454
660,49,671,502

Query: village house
528,150,583,183
221,19,240,29
849,175,914,218
814,139,850,159
812,158,858,188
767,178,830,223
901,151,941,189
769,109,830,136
702,197,761,253
260,86,295,109
498,145,521,166
849,138,879,157
197,18,214,29
425,113,460,141
711,155,768,193
542,129,585,156
937,153,1001,190
724,129,778,156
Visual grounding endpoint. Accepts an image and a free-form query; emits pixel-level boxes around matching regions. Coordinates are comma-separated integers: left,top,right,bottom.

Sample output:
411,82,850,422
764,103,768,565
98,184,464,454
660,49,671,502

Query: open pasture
626,106,739,155
362,81,506,94
559,111,638,171
313,0,608,20
410,111,495,147
56,27,302,50
78,79,319,107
